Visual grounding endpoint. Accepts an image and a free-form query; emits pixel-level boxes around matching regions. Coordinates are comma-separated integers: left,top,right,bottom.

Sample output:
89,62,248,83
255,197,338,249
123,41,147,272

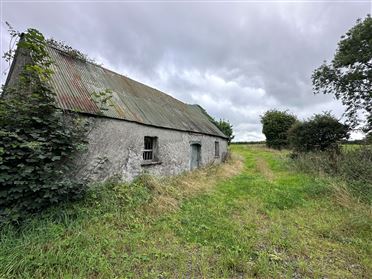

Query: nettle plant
0,26,89,223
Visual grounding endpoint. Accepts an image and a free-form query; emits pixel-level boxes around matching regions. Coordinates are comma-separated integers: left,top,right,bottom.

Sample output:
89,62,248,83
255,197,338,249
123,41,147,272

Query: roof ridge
47,44,188,107
45,44,227,138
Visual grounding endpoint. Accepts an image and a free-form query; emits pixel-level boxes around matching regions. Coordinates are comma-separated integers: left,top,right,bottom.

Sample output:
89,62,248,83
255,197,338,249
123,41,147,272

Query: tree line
261,110,354,152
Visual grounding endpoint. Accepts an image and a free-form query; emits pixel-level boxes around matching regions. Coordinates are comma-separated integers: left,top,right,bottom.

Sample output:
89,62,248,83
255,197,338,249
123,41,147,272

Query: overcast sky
1,1,371,141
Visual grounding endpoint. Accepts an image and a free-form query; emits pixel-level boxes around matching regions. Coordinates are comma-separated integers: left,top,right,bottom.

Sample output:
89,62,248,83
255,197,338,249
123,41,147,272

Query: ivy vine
0,26,88,224
47,38,96,64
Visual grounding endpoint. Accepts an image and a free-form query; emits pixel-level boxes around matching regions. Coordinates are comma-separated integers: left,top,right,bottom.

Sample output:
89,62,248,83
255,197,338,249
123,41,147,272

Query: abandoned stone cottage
6,45,228,181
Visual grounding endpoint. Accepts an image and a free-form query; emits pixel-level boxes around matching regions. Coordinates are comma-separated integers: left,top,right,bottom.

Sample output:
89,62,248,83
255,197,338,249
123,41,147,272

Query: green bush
261,110,297,149
215,119,234,144
0,28,87,223
366,133,372,144
197,105,235,144
288,113,349,152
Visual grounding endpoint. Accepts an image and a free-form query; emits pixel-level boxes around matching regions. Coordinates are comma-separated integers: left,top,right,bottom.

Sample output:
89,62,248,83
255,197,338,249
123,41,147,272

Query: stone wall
73,116,228,182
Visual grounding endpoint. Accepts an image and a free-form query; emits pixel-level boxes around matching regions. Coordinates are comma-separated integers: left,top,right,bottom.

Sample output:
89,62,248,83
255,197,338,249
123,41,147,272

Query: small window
215,141,220,158
143,136,158,161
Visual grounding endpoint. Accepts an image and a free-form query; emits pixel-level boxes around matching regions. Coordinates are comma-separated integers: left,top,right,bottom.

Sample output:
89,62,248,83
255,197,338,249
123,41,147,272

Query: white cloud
1,1,369,141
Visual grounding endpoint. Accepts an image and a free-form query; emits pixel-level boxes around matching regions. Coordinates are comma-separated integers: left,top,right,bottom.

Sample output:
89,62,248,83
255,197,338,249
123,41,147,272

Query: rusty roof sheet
46,46,227,138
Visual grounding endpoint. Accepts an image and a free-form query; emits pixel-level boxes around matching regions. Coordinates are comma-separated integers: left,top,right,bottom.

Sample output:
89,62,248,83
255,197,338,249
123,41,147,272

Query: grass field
1,145,371,278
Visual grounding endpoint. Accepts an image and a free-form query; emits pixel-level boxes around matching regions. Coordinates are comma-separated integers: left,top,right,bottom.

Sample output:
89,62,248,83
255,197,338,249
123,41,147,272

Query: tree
196,105,235,144
215,119,234,144
261,110,297,149
288,113,349,153
365,132,372,144
312,15,372,133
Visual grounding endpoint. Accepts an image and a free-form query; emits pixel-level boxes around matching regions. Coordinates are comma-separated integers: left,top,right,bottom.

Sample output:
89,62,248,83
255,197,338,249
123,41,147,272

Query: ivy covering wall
0,27,88,223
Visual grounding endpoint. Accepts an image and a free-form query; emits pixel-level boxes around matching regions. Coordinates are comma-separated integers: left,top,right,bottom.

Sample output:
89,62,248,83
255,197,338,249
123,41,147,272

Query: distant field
1,145,371,278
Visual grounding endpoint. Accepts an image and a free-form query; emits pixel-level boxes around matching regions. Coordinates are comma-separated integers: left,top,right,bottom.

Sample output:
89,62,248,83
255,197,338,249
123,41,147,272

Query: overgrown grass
291,145,372,203
0,145,371,278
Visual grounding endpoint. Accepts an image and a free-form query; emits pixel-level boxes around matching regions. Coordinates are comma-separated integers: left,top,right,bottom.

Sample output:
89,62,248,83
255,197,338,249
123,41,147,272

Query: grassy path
1,145,371,278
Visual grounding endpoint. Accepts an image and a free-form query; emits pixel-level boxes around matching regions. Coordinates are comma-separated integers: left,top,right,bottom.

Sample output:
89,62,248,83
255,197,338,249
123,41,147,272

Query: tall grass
0,155,244,278
1,145,371,278
291,145,372,203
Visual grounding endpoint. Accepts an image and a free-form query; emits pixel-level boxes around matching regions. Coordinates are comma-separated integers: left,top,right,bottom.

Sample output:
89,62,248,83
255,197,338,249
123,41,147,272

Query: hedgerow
288,113,349,153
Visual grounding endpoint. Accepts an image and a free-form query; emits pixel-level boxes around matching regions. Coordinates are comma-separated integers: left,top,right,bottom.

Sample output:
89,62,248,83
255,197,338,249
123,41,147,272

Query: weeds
290,145,372,203
0,145,371,278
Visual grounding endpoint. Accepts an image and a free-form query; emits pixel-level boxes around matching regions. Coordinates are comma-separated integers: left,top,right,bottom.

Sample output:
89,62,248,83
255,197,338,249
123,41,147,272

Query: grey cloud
1,2,370,140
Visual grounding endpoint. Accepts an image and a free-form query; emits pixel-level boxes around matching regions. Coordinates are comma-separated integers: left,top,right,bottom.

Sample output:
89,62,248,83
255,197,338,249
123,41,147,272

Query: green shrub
261,110,297,149
215,119,234,144
197,105,235,144
365,133,372,144
0,28,87,223
288,113,349,152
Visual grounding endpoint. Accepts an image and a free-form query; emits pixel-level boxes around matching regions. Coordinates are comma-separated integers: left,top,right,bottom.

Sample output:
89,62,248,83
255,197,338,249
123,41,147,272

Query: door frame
189,141,202,170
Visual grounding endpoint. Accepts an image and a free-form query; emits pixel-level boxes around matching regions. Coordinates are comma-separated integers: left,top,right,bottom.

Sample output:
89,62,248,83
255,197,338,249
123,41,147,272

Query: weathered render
75,117,228,182
6,43,229,182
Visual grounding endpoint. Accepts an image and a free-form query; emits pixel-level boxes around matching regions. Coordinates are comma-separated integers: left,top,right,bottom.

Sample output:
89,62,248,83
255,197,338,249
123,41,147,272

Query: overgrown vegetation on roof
47,38,96,64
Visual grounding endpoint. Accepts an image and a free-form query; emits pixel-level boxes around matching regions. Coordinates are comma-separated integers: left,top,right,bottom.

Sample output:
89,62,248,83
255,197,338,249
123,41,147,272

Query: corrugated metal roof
47,46,227,138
